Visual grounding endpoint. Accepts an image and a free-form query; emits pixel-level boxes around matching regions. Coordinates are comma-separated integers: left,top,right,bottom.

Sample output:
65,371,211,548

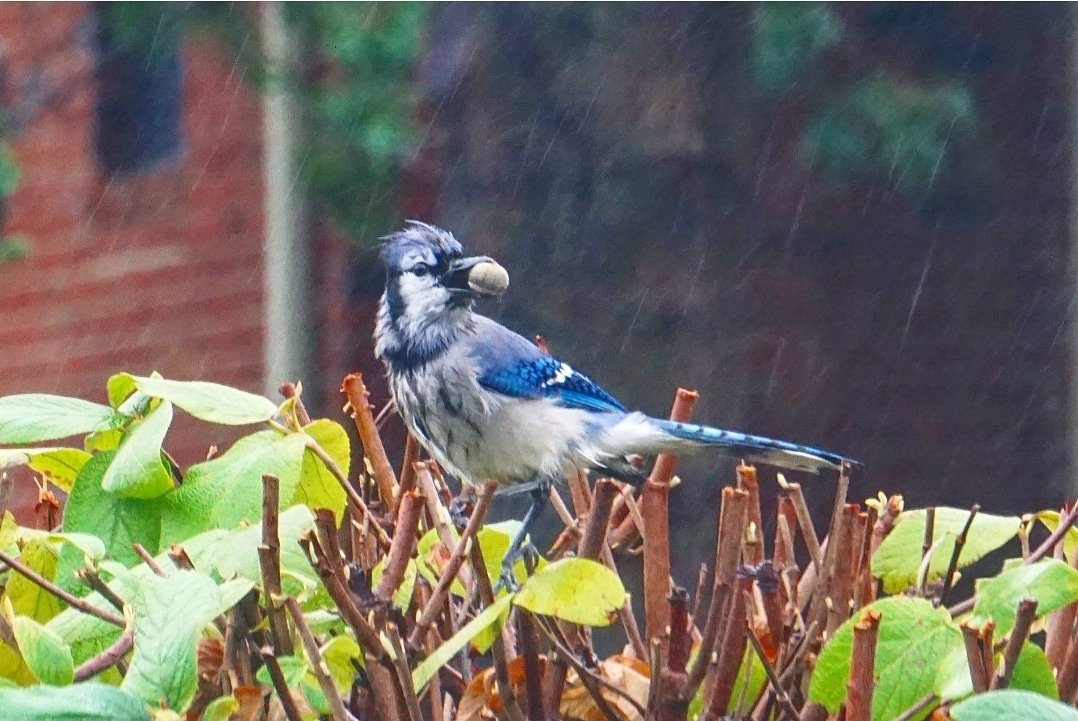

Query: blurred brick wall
0,5,362,520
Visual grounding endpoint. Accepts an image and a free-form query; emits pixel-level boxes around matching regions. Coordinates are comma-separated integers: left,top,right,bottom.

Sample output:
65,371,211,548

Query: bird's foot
448,485,479,530
495,541,540,593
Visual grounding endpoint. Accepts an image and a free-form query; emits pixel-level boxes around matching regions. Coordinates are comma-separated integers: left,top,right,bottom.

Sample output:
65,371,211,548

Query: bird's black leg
498,479,550,591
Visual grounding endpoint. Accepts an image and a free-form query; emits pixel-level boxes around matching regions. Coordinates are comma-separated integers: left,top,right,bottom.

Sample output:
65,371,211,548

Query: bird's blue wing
466,316,626,413
479,355,626,413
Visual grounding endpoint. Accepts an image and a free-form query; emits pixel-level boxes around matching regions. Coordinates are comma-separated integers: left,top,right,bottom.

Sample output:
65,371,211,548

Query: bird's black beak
441,256,509,297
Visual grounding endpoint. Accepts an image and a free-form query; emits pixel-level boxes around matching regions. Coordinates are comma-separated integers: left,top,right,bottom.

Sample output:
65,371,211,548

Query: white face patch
541,363,574,388
397,272,450,324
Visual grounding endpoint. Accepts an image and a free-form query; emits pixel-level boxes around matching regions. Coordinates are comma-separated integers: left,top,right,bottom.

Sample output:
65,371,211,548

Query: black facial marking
385,276,406,321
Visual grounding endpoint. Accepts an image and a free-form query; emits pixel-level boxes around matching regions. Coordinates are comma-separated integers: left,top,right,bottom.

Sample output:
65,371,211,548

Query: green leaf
200,696,239,721
809,596,962,721
416,528,466,598
61,451,165,568
971,559,1078,637
1037,510,1078,562
11,614,75,685
873,507,1020,594
0,448,91,494
106,373,139,409
514,558,627,627
936,641,1058,701
126,375,277,425
255,654,307,688
0,394,120,444
178,505,318,597
101,401,174,499
951,690,1078,721
0,682,152,721
322,635,362,689
412,594,513,692
159,430,307,544
84,428,123,453
294,419,349,518
121,570,254,710
46,604,122,669
371,558,418,612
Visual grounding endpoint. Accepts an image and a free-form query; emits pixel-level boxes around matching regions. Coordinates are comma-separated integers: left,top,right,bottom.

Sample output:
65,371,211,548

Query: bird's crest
380,220,463,270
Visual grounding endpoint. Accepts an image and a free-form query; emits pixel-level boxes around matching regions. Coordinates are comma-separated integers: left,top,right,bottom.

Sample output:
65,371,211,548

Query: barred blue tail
653,419,857,474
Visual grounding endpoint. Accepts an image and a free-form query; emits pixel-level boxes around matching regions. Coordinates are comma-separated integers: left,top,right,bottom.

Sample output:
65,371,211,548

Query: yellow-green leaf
294,419,349,519
513,558,627,626
3,541,62,622
322,635,362,689
0,448,90,494
11,613,74,686
412,594,513,692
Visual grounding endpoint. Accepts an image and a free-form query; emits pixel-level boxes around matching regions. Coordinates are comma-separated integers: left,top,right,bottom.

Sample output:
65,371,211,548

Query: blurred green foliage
101,2,426,241
284,3,427,239
801,72,976,193
751,3,843,91
750,3,980,197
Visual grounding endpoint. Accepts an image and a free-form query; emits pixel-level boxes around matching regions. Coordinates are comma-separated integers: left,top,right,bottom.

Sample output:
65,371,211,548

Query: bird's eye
411,263,431,276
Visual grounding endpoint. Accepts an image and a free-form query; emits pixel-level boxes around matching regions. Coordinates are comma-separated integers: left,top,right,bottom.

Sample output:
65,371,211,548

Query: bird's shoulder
466,316,626,413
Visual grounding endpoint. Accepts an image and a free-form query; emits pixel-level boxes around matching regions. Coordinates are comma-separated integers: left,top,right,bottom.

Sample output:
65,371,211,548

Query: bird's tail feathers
651,418,856,474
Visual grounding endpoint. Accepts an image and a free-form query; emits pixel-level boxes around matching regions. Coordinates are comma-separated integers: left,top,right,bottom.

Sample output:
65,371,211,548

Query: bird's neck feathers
375,282,475,372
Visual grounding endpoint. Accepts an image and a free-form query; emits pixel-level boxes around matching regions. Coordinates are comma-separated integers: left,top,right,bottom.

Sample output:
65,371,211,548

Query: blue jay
375,222,857,578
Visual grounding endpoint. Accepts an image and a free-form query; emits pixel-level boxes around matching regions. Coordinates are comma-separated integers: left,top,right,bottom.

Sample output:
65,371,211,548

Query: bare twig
133,543,164,576
468,535,525,721
961,622,990,693
306,436,392,551
892,693,938,721
940,504,980,607
778,477,822,569
73,612,134,681
738,464,764,566
258,473,294,656
0,549,124,627
342,372,400,509
385,623,423,721
299,533,385,661
992,599,1037,690
398,434,421,500
534,615,640,721
408,480,497,650
1047,537,1078,670
375,489,424,603
260,646,304,721
702,571,753,720
683,485,748,702
75,568,127,612
745,624,800,720
643,388,697,651
1058,614,1078,700
846,609,881,721
517,610,546,721
285,597,352,721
